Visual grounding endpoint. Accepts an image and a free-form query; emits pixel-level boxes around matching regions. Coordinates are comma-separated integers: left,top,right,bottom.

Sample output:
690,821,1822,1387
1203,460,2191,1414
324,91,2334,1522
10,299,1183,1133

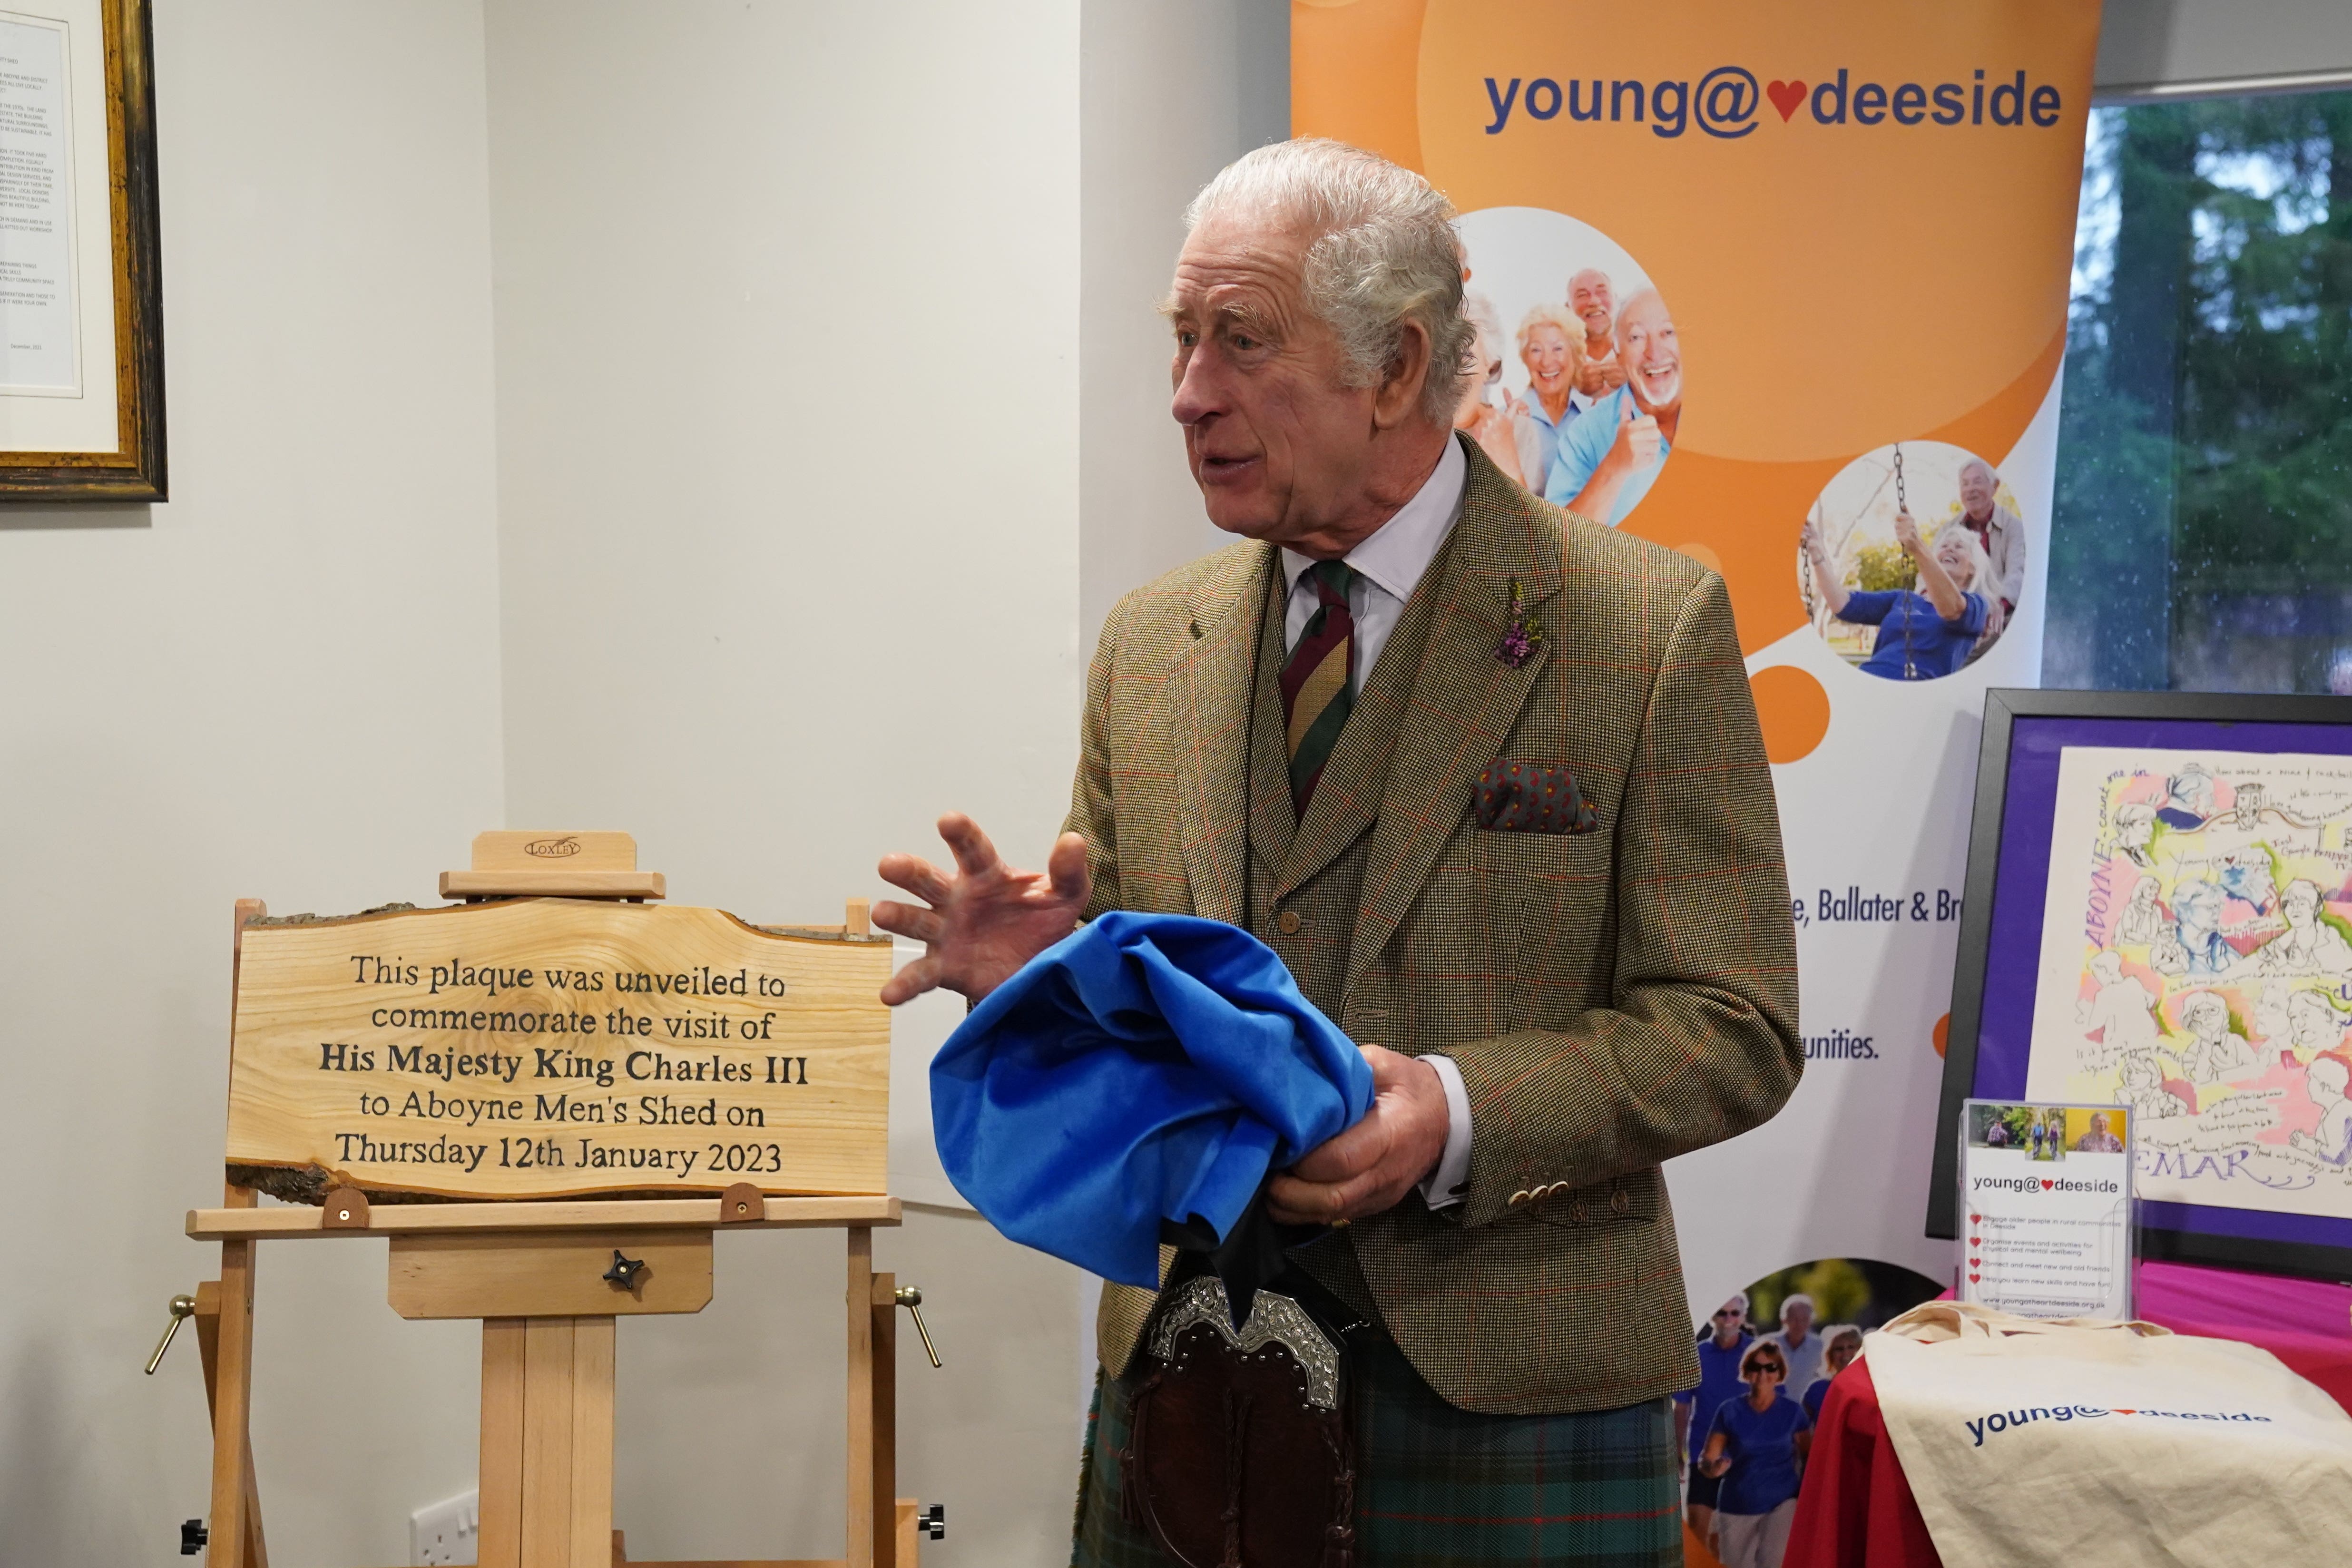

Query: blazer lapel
1347,452,1565,994
1171,545,1274,927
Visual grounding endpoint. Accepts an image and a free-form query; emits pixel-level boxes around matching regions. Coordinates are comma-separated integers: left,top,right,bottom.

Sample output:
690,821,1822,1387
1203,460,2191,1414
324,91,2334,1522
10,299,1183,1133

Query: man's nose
1171,348,1223,426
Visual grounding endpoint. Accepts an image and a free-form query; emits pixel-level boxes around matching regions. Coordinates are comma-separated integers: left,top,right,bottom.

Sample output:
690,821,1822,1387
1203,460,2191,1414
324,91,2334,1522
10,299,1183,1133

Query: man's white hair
1185,137,1475,424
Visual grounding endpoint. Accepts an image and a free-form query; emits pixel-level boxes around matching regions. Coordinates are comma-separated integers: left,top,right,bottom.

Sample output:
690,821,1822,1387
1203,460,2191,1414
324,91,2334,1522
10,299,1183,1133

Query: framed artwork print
1930,688,2352,1282
0,0,163,500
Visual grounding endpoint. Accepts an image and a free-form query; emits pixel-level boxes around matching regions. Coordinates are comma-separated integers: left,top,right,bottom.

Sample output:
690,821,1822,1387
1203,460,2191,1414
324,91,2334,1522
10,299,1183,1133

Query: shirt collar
1279,432,1469,604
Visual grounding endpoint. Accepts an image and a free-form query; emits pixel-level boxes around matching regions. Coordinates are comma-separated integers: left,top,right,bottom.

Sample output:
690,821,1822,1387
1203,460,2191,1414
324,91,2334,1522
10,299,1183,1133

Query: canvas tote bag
1864,1300,2352,1568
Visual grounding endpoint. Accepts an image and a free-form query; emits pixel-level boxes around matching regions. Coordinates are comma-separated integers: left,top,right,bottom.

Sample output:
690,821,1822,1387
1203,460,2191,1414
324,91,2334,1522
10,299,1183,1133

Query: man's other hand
872,813,1090,1006
1267,1044,1450,1225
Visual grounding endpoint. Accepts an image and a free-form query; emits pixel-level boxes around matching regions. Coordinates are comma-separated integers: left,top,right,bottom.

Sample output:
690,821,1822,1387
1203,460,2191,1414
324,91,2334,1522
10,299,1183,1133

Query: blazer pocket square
1475,760,1599,834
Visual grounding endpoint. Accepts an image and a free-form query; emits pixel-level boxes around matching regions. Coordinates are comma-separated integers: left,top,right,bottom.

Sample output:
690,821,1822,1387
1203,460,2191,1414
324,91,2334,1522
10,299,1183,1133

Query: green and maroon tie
1280,560,1359,813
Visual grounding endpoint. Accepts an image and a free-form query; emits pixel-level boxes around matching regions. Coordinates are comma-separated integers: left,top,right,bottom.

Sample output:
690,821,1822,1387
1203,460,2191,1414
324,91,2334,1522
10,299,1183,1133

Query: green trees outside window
2048,90,2352,693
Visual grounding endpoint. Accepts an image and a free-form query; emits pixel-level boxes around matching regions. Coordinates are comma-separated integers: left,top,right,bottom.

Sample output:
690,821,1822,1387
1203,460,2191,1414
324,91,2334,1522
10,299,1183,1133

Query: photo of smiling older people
1799,440,2034,679
1455,289,1527,486
1547,285,1680,526
1510,302,1583,493
1800,504,1989,681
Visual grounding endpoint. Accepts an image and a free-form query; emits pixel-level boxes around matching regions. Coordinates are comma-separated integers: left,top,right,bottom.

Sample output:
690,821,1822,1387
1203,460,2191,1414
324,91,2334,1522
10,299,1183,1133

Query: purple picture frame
1928,689,2352,1281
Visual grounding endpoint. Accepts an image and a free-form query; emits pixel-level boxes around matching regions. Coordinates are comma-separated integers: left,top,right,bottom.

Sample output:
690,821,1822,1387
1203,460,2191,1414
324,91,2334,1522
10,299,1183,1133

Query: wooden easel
179,836,931,1568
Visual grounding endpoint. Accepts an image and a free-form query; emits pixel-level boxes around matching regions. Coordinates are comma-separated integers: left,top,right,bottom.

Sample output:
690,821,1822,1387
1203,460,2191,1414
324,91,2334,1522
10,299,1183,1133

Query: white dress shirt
1276,431,1476,1210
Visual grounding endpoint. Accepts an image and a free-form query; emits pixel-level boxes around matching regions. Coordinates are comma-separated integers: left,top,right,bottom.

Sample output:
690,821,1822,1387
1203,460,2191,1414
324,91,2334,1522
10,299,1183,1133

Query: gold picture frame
0,0,163,501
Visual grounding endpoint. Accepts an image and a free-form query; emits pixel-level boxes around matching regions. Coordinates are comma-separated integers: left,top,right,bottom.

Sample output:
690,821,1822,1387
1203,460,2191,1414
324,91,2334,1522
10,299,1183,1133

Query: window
2045,89,2352,693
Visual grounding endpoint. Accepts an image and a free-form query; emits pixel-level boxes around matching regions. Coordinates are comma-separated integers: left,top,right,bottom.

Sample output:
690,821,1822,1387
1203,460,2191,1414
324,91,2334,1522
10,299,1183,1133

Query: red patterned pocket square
1474,760,1599,834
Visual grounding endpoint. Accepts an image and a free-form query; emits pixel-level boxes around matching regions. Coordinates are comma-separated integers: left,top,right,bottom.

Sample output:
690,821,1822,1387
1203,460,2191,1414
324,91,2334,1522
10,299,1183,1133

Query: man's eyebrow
1158,286,1281,339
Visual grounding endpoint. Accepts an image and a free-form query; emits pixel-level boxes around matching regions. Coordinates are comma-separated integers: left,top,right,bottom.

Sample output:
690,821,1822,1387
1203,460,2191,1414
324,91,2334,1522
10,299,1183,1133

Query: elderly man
1761,1293,1824,1399
1546,286,1681,528
1952,458,2026,637
1567,266,1626,409
874,138,1799,1567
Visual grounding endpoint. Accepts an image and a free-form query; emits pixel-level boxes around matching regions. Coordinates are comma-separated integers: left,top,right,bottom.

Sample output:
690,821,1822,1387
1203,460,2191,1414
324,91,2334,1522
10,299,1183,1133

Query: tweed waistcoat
1076,440,1803,1415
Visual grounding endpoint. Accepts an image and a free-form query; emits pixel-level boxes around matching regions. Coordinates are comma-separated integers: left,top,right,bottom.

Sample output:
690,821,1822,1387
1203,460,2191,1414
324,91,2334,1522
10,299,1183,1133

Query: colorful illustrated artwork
2028,747,2352,1218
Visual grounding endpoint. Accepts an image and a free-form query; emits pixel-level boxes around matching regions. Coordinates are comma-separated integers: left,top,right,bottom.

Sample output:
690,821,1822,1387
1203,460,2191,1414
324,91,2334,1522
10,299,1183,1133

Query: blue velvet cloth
930,911,1373,1287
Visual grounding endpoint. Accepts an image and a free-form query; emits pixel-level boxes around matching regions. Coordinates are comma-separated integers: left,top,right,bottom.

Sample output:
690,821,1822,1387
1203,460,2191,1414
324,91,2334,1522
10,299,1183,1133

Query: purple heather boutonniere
1497,577,1545,668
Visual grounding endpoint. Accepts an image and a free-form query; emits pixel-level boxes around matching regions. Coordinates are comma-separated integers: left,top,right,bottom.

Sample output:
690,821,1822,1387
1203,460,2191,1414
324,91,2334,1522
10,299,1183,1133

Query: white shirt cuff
1416,1053,1472,1210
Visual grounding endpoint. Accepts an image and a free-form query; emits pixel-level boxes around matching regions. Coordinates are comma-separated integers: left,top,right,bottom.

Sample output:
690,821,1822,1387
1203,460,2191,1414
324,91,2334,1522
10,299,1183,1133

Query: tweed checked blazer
1069,441,1803,1415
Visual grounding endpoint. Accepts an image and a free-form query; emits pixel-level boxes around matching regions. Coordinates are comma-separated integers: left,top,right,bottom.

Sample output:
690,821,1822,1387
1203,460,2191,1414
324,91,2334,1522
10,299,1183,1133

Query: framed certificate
1931,689,2352,1282
0,0,162,500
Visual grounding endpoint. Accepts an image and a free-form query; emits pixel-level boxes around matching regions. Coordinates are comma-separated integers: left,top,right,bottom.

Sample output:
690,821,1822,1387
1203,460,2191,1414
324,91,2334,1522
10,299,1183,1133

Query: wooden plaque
226,899,890,1199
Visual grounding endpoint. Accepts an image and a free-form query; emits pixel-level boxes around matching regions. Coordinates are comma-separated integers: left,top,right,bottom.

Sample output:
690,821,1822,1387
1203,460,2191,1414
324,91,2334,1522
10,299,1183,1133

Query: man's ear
1372,319,1434,430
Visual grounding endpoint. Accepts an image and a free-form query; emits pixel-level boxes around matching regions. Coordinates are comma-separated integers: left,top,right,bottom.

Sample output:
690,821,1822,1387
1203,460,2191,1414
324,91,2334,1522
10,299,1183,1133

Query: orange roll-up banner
1297,2,2102,1313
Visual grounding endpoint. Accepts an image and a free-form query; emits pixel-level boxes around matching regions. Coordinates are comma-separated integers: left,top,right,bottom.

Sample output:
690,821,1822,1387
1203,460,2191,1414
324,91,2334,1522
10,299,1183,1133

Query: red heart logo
1969,1274,1980,1283
2042,1179,2055,1190
1970,1214,1980,1224
1970,1239,1981,1250
1767,80,1807,120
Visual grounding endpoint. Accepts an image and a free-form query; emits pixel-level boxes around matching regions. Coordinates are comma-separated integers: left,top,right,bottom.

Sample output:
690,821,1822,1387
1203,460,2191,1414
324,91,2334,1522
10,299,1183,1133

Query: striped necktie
1280,559,1359,813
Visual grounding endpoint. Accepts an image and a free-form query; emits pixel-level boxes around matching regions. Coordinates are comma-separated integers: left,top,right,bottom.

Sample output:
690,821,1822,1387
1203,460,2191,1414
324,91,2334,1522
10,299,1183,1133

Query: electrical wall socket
410,1489,479,1566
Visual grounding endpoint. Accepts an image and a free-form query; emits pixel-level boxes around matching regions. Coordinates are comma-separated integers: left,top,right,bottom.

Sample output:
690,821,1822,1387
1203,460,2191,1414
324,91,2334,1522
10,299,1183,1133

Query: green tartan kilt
1071,1328,1680,1568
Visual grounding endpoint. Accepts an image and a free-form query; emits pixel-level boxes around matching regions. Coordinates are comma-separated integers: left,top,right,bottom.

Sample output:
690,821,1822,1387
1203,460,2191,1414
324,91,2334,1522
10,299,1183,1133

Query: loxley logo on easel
524,836,582,858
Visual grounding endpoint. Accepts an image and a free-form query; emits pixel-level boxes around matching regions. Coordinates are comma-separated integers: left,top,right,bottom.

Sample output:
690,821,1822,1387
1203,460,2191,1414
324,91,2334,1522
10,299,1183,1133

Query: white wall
483,2,1087,1562
1078,0,1287,656
0,4,506,1565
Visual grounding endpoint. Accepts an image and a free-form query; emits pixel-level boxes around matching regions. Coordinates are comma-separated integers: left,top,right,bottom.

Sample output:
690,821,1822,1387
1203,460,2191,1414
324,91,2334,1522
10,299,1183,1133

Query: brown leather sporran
1120,1276,1357,1568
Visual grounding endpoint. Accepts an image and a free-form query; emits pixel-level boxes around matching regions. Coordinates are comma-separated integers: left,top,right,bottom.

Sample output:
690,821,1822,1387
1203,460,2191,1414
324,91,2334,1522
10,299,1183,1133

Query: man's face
1783,1300,1813,1339
1960,461,1997,517
1617,294,1681,415
1568,269,1613,339
1166,207,1382,543
1711,1298,1745,1341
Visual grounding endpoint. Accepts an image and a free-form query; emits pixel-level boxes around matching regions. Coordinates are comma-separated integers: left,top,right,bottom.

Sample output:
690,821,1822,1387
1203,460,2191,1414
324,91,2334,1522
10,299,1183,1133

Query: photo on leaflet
1797,439,2029,683
1969,1101,2089,1161
1451,205,1677,530
1677,1257,1942,1568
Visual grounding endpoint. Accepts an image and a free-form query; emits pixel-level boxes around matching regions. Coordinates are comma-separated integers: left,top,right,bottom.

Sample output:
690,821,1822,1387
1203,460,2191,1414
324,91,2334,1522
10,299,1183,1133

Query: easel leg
870,1272,898,1568
480,1319,527,1568
195,1280,268,1568
207,1240,261,1568
480,1317,615,1568
847,1227,873,1568
568,1317,616,1568
846,1227,898,1568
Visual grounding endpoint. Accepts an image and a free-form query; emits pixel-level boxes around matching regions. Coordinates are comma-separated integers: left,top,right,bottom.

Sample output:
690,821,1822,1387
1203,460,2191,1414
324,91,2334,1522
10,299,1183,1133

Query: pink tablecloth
2136,1258,2352,1409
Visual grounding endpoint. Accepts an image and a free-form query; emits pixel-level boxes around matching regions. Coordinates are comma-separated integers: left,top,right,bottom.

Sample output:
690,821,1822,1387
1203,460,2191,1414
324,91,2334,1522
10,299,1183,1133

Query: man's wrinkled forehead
1165,206,1313,327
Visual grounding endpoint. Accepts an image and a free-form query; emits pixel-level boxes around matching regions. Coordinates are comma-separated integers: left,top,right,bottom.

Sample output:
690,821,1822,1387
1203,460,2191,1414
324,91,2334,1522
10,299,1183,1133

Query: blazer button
1611,1188,1629,1214
1570,1200,1588,1222
1508,1189,1530,1206
1278,910,1302,935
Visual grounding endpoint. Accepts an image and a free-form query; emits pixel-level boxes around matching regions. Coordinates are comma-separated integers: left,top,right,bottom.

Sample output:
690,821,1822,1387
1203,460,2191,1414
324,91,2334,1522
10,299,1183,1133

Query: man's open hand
1267,1045,1451,1225
872,813,1090,1006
